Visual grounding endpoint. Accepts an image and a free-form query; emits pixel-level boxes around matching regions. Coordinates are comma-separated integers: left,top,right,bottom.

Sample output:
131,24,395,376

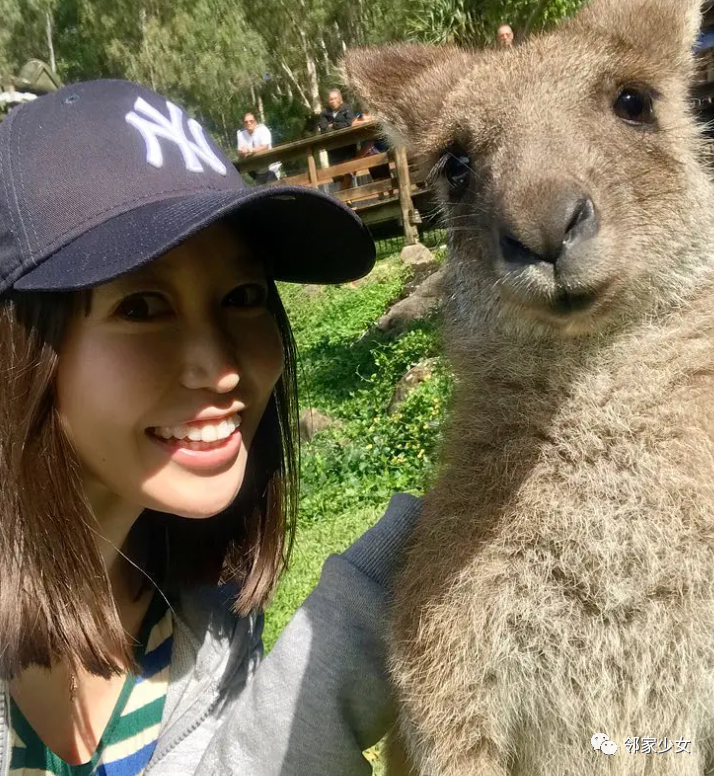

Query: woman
0,80,420,775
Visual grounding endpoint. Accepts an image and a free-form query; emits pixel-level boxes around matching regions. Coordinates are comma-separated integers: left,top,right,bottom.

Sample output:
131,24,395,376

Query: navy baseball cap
0,79,376,295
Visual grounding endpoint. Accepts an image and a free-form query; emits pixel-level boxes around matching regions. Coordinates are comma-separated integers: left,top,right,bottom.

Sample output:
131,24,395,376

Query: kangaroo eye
613,87,656,127
440,145,472,195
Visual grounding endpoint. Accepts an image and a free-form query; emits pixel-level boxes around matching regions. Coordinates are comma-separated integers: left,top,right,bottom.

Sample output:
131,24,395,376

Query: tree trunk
320,36,330,73
305,52,321,113
522,0,550,36
45,10,56,73
298,29,321,113
355,0,366,46
333,21,347,55
139,7,157,90
219,110,230,150
279,59,310,110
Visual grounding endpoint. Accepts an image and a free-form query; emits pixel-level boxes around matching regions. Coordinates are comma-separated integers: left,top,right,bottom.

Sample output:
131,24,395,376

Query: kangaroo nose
498,191,598,267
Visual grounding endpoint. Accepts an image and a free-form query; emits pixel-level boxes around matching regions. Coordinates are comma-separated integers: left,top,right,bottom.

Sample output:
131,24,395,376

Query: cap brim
13,185,376,291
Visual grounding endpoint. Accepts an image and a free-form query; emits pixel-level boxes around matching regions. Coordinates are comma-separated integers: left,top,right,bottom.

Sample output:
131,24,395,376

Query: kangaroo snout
497,189,598,269
493,182,602,319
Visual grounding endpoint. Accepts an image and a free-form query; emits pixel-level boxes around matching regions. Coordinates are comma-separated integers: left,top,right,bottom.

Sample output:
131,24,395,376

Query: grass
265,252,451,644
261,250,452,773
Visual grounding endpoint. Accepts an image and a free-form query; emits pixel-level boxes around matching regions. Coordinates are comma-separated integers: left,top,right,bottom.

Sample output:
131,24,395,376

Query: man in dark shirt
319,89,354,133
318,89,357,189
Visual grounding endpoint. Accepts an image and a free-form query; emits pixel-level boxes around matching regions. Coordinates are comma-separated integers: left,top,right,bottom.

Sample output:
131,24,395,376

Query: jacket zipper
1,687,10,776
145,691,221,771
146,636,255,769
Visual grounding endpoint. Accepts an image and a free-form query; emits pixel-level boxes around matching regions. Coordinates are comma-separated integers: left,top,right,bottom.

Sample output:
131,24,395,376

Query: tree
243,0,338,113
236,0,414,145
105,1,266,146
408,0,587,47
0,0,61,76
0,0,588,145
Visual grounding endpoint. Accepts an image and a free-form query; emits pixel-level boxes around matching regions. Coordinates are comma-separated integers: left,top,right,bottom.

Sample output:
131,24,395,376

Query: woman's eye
224,283,268,309
115,293,172,321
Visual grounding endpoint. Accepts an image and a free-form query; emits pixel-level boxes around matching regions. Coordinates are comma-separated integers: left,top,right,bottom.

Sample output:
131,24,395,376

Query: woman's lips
147,427,243,471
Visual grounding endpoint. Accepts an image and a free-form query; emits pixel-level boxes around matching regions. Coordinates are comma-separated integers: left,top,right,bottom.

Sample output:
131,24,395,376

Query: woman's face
56,221,284,520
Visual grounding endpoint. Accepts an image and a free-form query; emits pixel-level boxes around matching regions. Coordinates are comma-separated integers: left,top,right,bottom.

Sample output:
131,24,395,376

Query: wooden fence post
307,151,318,188
393,146,419,245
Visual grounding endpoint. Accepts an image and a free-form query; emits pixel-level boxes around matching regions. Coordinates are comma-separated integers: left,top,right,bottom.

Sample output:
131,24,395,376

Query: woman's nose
180,324,240,394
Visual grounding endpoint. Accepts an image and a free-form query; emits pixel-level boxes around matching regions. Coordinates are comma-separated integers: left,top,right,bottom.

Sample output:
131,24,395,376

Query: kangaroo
345,1,714,774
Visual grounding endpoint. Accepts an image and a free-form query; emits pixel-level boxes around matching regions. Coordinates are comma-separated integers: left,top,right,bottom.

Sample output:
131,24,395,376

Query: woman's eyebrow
106,264,174,292
126,263,172,284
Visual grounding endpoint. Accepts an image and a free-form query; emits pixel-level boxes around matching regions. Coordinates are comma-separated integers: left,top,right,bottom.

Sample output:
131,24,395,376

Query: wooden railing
233,121,430,245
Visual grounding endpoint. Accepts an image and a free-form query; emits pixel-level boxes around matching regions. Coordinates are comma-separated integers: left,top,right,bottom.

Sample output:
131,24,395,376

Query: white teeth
201,426,218,443
152,413,241,443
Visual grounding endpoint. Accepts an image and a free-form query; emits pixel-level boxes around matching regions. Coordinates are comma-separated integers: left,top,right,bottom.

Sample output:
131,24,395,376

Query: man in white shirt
237,112,282,184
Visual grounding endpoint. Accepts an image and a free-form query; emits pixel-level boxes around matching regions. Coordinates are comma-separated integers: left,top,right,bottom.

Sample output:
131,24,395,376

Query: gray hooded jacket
0,493,421,775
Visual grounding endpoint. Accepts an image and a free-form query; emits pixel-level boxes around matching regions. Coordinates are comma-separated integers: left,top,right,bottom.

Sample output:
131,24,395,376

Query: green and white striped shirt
9,592,173,776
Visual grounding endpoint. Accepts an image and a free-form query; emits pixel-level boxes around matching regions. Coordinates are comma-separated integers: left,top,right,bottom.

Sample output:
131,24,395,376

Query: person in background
319,89,357,190
319,89,354,133
497,24,515,47
237,112,282,185
301,112,321,138
353,109,391,182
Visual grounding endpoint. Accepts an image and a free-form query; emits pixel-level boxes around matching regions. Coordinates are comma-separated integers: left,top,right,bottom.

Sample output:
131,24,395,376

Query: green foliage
408,0,587,46
0,0,266,150
0,0,589,149
275,250,452,551
67,0,266,149
0,0,55,74
407,0,481,46
296,324,449,520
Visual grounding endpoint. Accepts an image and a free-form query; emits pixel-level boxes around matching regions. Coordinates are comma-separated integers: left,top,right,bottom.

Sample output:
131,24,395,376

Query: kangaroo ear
342,44,474,148
571,0,703,69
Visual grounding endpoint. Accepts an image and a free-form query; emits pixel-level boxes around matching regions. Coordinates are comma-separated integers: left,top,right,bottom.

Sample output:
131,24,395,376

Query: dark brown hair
0,279,299,680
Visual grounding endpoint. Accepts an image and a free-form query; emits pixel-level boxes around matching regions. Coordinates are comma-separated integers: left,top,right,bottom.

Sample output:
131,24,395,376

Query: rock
377,268,444,335
377,295,434,334
299,408,336,441
388,358,439,414
400,243,437,271
302,284,325,299
414,268,444,298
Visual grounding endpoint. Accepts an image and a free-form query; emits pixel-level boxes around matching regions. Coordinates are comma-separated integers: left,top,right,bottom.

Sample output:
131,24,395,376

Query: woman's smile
147,425,243,472
146,411,244,472
148,411,243,444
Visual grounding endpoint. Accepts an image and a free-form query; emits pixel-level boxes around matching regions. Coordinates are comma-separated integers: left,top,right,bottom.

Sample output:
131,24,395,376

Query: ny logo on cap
125,97,227,176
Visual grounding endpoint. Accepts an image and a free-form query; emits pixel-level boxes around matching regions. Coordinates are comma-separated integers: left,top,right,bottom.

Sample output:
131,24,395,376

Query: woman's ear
342,44,475,149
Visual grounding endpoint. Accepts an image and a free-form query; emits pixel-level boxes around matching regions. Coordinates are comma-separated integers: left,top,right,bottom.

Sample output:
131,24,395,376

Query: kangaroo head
345,0,714,338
